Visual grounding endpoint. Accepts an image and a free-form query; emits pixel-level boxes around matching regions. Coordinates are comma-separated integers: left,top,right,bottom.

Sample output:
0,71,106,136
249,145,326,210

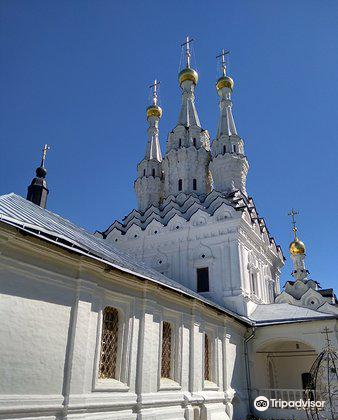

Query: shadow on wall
229,332,249,420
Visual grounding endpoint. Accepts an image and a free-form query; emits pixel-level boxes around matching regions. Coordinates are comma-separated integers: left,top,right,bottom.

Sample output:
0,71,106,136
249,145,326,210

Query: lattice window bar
161,321,172,378
99,307,119,379
204,333,211,381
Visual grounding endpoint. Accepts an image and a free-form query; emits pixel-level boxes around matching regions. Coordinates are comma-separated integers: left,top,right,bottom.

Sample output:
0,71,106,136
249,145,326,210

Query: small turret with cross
287,209,308,281
26,145,51,209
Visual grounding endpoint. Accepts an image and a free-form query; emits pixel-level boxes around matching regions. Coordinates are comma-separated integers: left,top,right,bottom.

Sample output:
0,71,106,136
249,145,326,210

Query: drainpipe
244,326,256,415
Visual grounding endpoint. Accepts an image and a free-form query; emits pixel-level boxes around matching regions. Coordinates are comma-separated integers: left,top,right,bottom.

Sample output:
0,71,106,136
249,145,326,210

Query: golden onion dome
178,67,198,86
216,75,234,91
289,238,306,256
146,104,162,119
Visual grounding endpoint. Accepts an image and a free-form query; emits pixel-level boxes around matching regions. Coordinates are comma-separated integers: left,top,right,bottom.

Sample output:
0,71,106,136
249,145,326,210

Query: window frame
158,313,182,391
202,328,219,390
98,307,120,380
92,294,132,392
196,267,210,293
160,321,173,379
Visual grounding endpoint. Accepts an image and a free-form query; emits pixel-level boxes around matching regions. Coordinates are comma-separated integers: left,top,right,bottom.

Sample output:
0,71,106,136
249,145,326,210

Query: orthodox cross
40,144,51,167
149,79,160,105
181,36,194,68
321,326,333,348
216,48,230,75
288,208,299,238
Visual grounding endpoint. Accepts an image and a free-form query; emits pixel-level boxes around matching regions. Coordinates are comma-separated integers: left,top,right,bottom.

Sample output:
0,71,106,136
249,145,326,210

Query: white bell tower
135,80,164,212
209,50,249,196
162,37,212,198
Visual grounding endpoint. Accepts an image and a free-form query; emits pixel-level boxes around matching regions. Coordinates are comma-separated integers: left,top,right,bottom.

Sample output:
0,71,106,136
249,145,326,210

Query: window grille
161,321,172,378
99,307,119,379
204,333,211,381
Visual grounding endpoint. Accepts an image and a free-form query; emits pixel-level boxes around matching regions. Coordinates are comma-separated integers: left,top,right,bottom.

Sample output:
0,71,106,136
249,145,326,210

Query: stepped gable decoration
99,38,285,316
99,188,282,258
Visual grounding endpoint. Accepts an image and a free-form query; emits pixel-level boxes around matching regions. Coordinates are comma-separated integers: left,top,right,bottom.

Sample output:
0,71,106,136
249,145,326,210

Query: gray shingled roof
1,193,335,327
0,193,249,324
250,303,336,325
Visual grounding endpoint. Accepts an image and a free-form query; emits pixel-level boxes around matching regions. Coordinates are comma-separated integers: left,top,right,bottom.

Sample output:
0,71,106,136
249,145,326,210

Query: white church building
0,41,337,420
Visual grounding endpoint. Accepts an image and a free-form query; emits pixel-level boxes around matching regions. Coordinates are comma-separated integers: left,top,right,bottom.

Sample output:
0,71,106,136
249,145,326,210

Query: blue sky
1,0,337,290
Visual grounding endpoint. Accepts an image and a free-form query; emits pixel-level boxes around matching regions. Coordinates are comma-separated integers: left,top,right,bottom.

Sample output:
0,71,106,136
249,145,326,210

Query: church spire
27,144,50,209
177,36,200,127
145,80,163,162
162,37,211,198
134,81,164,212
288,209,308,281
210,50,249,195
215,49,237,137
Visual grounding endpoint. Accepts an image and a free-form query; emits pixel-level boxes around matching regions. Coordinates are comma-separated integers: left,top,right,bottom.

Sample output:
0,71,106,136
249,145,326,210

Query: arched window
204,333,211,381
223,145,226,154
99,307,119,379
233,144,237,153
152,168,155,177
143,169,146,176
193,138,197,147
178,179,183,191
161,322,172,378
179,138,182,147
193,179,197,190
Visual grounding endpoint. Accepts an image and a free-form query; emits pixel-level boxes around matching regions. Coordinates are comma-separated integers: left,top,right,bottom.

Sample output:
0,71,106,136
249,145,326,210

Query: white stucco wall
0,224,249,420
107,209,282,317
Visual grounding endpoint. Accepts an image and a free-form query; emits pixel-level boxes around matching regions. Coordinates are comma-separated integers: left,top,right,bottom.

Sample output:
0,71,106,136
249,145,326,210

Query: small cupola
27,144,50,209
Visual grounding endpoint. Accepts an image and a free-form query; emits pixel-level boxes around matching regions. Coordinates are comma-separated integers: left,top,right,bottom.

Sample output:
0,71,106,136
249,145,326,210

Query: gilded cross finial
216,48,230,76
288,208,299,239
149,79,160,106
181,36,194,68
40,144,51,168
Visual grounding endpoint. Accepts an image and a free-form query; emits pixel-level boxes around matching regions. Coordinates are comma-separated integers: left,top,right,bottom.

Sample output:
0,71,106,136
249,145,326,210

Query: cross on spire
40,144,51,168
288,208,299,239
216,48,230,76
149,79,160,106
321,326,333,348
181,36,194,68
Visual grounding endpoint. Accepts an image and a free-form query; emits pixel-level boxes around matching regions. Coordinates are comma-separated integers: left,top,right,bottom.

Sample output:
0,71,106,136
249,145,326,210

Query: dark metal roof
0,193,250,325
